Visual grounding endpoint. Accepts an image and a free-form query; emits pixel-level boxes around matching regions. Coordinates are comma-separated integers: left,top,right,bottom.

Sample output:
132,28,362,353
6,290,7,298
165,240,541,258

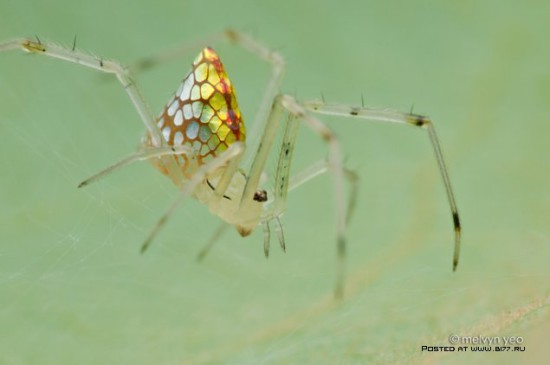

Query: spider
0,30,461,297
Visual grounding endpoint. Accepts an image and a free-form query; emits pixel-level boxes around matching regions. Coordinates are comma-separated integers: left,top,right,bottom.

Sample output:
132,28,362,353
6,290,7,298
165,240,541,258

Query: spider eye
253,190,268,202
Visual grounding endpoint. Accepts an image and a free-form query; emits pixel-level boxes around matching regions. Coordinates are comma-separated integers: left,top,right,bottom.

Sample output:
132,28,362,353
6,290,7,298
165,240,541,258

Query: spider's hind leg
196,222,229,262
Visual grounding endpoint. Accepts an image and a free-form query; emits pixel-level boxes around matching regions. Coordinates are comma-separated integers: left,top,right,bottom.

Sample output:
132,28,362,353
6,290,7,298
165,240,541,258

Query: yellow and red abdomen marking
145,47,245,178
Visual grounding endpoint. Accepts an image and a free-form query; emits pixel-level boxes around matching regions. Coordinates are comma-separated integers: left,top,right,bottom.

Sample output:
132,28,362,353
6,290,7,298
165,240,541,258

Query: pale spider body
0,30,462,297
142,46,264,237
192,170,263,237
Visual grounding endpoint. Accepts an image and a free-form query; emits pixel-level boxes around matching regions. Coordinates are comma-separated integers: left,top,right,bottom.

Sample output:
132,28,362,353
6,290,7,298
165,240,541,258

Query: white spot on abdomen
167,99,179,117
180,73,194,101
174,131,184,145
162,126,171,141
174,109,183,126
186,121,199,139
183,103,192,119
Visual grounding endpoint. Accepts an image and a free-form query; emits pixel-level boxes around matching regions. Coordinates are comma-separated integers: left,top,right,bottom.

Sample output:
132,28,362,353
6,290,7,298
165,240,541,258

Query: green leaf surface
1,1,548,364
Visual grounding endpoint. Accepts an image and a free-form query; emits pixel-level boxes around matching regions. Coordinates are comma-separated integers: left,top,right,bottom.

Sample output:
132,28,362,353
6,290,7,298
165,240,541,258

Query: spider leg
271,159,360,224
140,142,244,253
267,110,361,220
276,95,348,299
222,30,286,168
273,217,286,253
269,114,300,222
263,220,271,258
256,112,299,254
301,100,462,271
196,222,229,262
262,111,359,256
0,38,184,185
240,90,301,209
78,146,194,188
260,213,284,258
130,33,225,72
238,94,348,298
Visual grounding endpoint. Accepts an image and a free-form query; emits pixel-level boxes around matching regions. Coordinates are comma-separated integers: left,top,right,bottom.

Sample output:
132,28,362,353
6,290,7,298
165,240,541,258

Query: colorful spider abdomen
146,47,245,178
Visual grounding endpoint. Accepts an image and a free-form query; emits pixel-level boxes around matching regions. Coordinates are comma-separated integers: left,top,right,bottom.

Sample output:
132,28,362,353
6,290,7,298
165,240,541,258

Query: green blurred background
1,0,548,364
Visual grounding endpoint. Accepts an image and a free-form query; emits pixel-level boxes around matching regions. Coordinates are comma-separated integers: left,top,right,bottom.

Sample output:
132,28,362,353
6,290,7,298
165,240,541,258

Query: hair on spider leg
409,103,416,115
71,34,77,52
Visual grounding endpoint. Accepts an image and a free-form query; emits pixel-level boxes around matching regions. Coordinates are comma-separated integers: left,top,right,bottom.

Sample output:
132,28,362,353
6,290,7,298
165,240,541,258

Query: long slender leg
266,159,360,224
301,100,462,271
196,222,229,262
263,220,271,257
260,217,286,257
131,33,225,72
254,113,299,255
0,38,184,185
273,217,286,252
256,159,359,257
260,110,359,256
240,94,348,297
140,142,244,253
267,114,361,223
78,146,193,188
271,114,300,220
222,30,286,168
240,96,286,207
276,95,348,299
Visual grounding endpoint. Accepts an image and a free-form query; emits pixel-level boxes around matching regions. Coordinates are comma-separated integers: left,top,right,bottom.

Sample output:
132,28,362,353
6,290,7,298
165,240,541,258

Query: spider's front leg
301,99,462,271
0,37,185,184
261,112,360,259
276,95,350,299
238,94,350,298
77,146,194,188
